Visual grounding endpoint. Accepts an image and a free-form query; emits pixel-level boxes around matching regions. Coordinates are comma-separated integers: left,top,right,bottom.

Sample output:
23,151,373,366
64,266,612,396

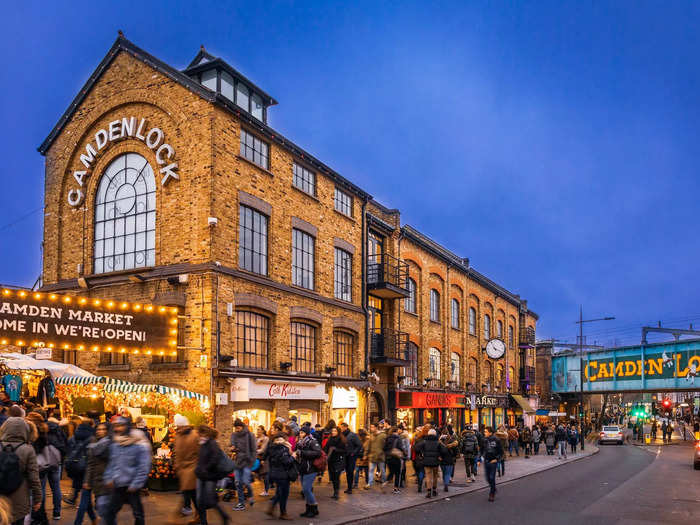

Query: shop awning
535,409,549,416
55,375,208,402
510,394,536,414
1,353,95,378
331,380,370,389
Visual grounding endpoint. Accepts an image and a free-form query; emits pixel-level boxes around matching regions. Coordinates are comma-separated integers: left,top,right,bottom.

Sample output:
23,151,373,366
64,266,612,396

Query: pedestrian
229,418,256,511
27,410,63,521
173,414,199,518
323,426,346,499
71,420,99,525
532,425,541,455
495,426,508,476
255,425,270,497
555,424,568,459
411,427,425,492
0,416,42,525
264,430,295,520
339,422,361,494
194,426,231,525
568,425,578,453
521,426,532,458
64,418,95,508
295,426,321,518
383,426,405,494
398,426,411,488
413,429,448,499
459,428,479,483
651,420,658,441
438,429,457,492
102,416,152,525
85,422,111,523
363,423,386,489
288,416,299,436
507,425,519,456
353,429,369,489
482,426,504,502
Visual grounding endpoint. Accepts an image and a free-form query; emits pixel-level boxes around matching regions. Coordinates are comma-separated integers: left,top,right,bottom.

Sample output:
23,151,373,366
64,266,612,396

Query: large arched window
405,278,417,314
94,153,156,274
290,322,316,374
484,314,491,340
429,347,441,382
497,319,503,339
402,342,419,387
468,307,477,335
450,352,461,384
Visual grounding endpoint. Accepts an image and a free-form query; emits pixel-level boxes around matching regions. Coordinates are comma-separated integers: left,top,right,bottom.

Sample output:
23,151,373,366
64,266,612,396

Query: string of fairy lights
0,288,179,356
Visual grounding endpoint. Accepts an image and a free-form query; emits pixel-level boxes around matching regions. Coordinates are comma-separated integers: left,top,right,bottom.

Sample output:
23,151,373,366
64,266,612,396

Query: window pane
290,322,315,374
334,188,353,216
252,94,263,120
334,332,354,377
221,71,234,100
334,248,352,302
292,229,314,290
235,311,269,369
293,163,316,196
239,205,268,275
201,69,217,90
404,278,416,313
236,83,250,111
240,130,269,169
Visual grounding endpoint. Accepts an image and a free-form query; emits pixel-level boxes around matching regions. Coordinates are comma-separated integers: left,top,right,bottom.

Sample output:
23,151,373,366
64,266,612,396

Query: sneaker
363,485,371,490
53,515,61,521
181,507,193,516
392,488,400,494
233,504,245,511
63,497,76,506
259,491,269,496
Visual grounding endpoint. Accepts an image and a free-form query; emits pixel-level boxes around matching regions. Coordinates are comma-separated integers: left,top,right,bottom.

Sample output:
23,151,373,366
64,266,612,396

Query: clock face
486,339,506,359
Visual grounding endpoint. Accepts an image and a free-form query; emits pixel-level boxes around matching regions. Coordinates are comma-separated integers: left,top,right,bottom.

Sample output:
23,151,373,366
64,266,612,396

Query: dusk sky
1,1,699,347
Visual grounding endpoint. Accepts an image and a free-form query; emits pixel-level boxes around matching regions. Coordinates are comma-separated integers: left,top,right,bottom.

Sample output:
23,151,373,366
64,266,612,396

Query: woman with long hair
323,426,346,500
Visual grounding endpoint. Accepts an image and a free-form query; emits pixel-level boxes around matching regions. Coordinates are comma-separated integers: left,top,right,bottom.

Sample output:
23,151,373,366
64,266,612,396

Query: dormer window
221,71,234,100
251,94,263,120
236,83,249,111
201,69,217,91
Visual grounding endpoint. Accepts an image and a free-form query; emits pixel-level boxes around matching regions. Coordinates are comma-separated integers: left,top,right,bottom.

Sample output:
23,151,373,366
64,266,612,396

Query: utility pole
576,307,615,450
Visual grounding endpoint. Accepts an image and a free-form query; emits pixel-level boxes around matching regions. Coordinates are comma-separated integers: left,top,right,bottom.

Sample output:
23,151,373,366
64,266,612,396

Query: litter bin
644,433,651,445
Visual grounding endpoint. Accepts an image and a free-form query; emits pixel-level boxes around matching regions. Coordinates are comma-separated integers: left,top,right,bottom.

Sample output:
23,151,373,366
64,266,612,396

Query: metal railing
367,253,409,290
370,327,409,361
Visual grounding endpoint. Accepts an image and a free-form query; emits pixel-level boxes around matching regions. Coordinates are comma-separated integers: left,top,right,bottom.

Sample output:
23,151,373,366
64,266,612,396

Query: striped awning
55,376,107,385
55,376,207,402
157,385,207,402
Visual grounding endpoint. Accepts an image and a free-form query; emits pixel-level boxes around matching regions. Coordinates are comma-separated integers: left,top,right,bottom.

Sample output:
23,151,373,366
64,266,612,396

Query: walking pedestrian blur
383,427,406,494
414,428,448,499
295,426,321,518
85,422,111,523
495,426,508,476
482,426,504,502
363,423,386,489
255,426,270,497
173,414,199,518
0,416,42,525
507,426,520,456
323,426,347,499
264,430,295,520
194,426,231,525
64,418,95,508
229,418,256,511
411,427,425,492
102,416,152,525
438,428,458,492
568,425,579,453
353,429,369,489
532,425,541,455
522,426,532,458
555,424,568,459
339,422,361,494
459,428,479,483
27,410,64,521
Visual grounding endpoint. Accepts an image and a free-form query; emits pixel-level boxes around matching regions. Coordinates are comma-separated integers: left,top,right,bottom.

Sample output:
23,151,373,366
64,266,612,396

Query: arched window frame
451,298,460,329
402,342,419,387
430,289,440,322
429,347,441,382
497,319,503,339
468,307,477,335
405,278,417,314
450,352,461,384
290,321,316,374
484,314,491,340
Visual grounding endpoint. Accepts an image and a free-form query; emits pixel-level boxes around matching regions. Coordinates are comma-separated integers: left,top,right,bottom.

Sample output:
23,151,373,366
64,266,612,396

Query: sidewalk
55,446,598,524
629,425,696,447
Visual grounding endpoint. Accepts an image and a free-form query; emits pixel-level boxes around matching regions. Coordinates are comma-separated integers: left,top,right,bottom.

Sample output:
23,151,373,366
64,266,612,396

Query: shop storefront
230,377,328,428
465,393,509,430
391,391,466,432
510,394,537,427
330,386,360,429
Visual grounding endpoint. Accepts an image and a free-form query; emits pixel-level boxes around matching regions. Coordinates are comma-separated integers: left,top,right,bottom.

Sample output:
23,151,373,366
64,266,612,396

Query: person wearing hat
413,428,448,498
173,414,200,518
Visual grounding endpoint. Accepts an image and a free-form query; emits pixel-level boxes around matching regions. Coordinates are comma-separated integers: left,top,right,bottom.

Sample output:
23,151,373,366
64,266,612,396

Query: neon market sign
584,352,700,382
67,116,179,207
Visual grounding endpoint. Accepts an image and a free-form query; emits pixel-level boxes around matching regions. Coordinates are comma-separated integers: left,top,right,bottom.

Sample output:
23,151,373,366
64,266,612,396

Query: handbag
216,449,235,479
390,447,404,459
312,450,327,472
197,480,219,510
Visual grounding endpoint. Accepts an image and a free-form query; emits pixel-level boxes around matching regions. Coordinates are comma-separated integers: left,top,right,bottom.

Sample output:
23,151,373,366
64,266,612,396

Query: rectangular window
293,163,316,196
239,205,268,275
240,129,269,169
334,332,354,377
402,343,418,387
429,348,441,381
235,311,269,369
334,188,353,217
292,229,315,290
221,71,234,101
430,289,440,322
404,278,417,314
236,82,250,111
450,352,461,384
251,93,263,121
201,69,217,91
290,322,316,374
334,248,352,302
451,299,460,329
100,352,128,366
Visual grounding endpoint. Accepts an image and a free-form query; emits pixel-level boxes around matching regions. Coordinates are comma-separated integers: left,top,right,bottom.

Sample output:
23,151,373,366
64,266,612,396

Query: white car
599,425,624,445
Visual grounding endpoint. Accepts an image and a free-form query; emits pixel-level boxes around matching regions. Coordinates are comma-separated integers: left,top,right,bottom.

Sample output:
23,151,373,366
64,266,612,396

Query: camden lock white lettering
67,116,179,207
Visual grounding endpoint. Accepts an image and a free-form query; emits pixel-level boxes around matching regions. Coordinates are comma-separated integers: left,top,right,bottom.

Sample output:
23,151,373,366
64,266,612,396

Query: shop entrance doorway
369,391,384,424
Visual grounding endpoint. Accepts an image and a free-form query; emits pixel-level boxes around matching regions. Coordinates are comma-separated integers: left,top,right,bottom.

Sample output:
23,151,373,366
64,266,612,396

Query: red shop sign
396,391,465,409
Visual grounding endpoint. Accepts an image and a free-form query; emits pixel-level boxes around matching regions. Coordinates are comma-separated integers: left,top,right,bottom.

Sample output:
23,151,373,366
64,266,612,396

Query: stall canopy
0,352,94,378
510,394,536,414
54,375,207,402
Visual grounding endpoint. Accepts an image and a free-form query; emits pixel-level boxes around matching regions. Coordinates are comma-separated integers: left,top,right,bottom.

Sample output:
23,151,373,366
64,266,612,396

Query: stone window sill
97,364,130,371
149,361,189,370
237,155,274,177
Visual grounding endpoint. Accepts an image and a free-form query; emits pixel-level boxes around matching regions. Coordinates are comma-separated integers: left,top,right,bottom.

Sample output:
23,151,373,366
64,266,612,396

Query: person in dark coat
323,426,346,499
194,426,230,525
339,422,361,494
413,429,448,498
85,423,111,521
483,426,504,502
64,419,95,507
264,433,295,520
383,426,406,493
295,427,321,518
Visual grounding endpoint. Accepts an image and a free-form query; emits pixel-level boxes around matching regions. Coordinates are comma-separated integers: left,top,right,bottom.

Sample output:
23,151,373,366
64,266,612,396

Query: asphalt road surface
359,442,700,525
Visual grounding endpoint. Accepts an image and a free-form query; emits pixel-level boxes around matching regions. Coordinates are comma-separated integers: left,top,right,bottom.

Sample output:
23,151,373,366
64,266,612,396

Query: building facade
31,35,537,435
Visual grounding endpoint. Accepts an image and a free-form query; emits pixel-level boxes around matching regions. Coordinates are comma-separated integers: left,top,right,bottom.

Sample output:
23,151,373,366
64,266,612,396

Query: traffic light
662,399,671,409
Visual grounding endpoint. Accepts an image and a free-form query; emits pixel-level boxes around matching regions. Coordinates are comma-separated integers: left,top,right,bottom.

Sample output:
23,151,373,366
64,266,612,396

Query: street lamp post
576,307,615,450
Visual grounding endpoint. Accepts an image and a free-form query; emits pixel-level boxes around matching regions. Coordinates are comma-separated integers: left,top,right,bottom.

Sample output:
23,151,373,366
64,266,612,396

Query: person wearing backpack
64,419,95,507
295,426,321,518
264,432,295,520
102,416,152,525
459,428,479,483
195,426,231,525
0,417,42,525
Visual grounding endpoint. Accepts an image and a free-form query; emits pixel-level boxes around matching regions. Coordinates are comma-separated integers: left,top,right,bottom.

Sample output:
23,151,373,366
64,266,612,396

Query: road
359,442,700,525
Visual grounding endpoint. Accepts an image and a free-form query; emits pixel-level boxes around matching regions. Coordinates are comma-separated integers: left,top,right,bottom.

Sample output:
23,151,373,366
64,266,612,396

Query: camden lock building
29,34,537,435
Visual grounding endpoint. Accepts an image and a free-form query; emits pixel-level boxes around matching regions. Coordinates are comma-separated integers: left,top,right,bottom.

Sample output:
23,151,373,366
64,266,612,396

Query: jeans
74,488,96,525
40,466,62,518
524,442,532,455
386,457,402,488
440,464,454,487
301,473,317,505
533,442,540,455
464,457,477,478
329,467,342,494
485,461,498,495
508,440,519,455
104,487,144,525
425,466,439,490
473,456,479,475
415,466,425,489
368,461,386,486
234,467,253,505
570,441,577,453
497,458,505,476
183,488,196,509
558,441,567,458
354,465,368,487
95,495,110,519
270,479,290,514
345,455,357,490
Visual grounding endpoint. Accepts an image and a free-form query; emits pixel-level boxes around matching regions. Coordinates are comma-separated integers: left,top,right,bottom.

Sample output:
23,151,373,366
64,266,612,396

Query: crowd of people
0,396,596,525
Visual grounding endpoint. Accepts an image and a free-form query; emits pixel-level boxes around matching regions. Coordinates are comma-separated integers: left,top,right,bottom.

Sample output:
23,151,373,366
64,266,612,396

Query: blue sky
1,1,699,346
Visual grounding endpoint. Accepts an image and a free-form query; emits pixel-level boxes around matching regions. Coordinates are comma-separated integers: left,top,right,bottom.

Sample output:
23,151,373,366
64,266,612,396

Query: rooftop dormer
183,46,277,124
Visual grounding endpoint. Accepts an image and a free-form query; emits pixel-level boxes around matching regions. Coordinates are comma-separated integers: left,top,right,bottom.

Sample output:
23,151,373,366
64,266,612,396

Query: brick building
27,34,537,434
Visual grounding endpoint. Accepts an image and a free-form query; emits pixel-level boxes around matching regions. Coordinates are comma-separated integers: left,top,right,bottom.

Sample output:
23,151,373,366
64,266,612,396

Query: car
694,440,700,470
599,425,624,445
